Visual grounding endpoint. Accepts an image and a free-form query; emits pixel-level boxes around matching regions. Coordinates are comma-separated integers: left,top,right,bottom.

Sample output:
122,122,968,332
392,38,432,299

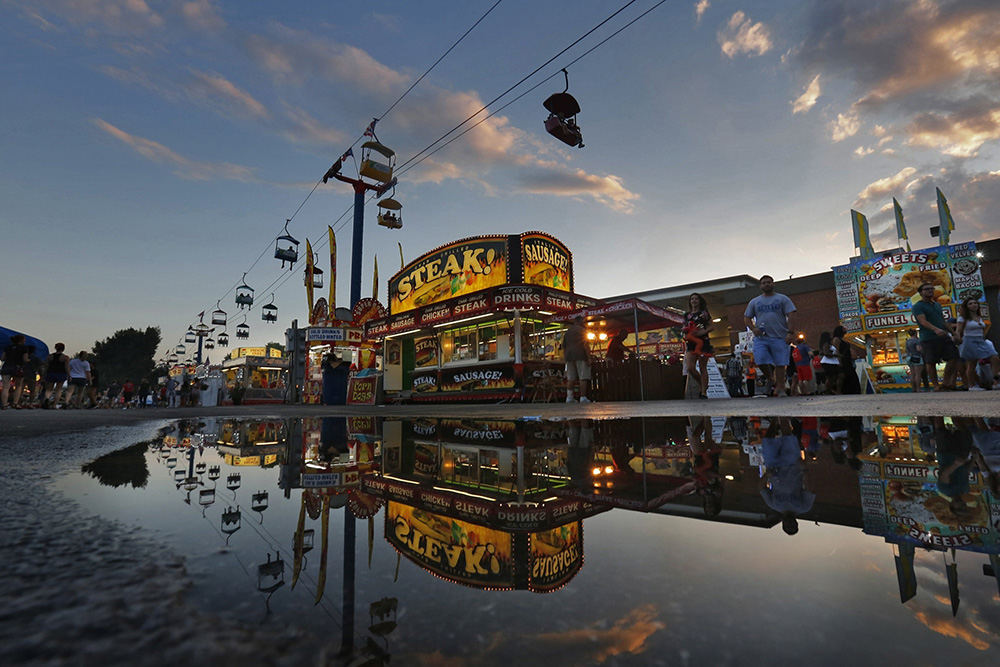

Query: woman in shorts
683,293,715,399
42,342,70,408
1,334,30,409
956,297,999,390
904,330,924,392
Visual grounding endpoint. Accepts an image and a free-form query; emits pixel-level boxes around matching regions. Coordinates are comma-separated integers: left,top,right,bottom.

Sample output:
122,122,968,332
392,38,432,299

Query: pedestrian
62,351,92,408
137,378,151,408
912,282,960,390
86,361,100,409
810,351,825,393
955,297,1000,390
724,354,743,397
122,379,135,407
792,335,813,395
105,379,122,408
832,326,860,394
1,334,31,409
605,328,631,363
745,361,757,398
683,293,715,399
818,332,840,394
41,342,71,408
904,329,924,392
166,375,178,407
743,275,797,397
563,315,591,402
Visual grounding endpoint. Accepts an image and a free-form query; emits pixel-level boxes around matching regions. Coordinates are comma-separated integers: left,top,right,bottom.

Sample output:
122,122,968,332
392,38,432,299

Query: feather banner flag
936,187,955,245
398,241,404,270
893,198,909,251
327,226,336,311
372,255,379,300
850,209,874,258
305,238,315,320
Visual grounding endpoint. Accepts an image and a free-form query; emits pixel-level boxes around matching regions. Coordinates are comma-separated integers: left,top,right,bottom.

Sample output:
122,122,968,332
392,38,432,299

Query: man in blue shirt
743,276,797,397
911,282,959,390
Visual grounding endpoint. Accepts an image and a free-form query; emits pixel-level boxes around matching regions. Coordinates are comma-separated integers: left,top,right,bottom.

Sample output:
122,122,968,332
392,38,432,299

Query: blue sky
2,0,999,357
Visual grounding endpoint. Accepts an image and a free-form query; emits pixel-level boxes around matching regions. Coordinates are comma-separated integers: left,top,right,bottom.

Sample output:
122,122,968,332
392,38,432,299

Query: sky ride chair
377,193,403,229
359,141,396,184
543,69,584,148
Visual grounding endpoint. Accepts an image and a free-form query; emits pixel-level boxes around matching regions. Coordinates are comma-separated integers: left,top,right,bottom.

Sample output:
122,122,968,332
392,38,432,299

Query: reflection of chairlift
185,328,197,344
359,141,396,184
204,338,215,350
195,462,207,474
182,476,200,491
211,301,227,326
227,473,241,493
235,273,255,310
543,69,584,148
302,528,315,554
368,596,398,641
262,294,278,323
199,488,215,506
252,490,269,522
208,465,221,481
221,506,242,543
166,456,178,469
217,331,230,347
173,469,186,482
274,219,299,269
257,551,285,610
168,354,179,363
175,344,186,355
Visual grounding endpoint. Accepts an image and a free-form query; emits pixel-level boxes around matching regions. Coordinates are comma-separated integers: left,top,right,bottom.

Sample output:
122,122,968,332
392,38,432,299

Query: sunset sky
2,0,998,356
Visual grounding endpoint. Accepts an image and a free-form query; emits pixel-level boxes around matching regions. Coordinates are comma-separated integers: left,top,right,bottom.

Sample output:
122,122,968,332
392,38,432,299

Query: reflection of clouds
511,604,665,663
912,610,992,651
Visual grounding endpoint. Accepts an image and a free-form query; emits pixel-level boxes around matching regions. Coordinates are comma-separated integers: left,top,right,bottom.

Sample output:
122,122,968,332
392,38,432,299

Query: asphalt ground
1,392,997,439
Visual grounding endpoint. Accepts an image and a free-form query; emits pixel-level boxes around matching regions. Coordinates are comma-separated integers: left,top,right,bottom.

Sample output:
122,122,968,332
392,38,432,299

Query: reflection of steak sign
392,517,504,575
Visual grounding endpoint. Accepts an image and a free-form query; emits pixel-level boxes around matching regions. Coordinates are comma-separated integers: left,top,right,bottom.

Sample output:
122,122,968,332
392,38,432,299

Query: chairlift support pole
330,174,397,308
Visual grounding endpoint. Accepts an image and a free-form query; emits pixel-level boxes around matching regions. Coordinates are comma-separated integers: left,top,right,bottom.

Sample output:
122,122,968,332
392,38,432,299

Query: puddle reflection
71,414,1000,662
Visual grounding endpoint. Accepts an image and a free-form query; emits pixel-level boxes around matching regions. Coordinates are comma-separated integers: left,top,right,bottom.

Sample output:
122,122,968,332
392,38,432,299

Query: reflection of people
684,293,715,399
933,418,975,516
321,355,349,405
689,416,723,517
563,316,591,403
566,419,595,489
759,418,815,534
744,276,796,397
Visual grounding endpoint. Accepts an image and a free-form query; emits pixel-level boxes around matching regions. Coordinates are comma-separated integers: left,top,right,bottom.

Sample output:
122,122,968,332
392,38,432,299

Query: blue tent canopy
0,326,50,362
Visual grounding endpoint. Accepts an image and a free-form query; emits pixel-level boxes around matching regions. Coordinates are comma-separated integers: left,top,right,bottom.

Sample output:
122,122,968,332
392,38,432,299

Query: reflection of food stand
221,346,288,404
832,242,988,392
364,232,601,402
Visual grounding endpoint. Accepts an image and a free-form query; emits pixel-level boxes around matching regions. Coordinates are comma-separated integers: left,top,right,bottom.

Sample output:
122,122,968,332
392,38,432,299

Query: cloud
854,167,918,207
516,168,640,213
906,104,1000,157
695,0,710,23
830,111,860,141
792,74,821,114
14,0,164,34
92,118,256,181
178,0,225,31
718,11,773,58
186,69,269,119
371,12,401,32
279,105,348,147
854,146,874,157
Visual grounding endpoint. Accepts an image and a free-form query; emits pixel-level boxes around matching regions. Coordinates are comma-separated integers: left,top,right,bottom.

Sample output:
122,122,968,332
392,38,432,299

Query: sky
2,0,999,358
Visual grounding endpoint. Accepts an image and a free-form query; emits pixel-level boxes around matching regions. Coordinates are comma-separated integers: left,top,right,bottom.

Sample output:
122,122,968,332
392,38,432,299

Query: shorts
959,338,996,361
69,377,88,387
685,338,714,355
1,364,25,378
921,335,958,364
752,337,790,367
796,365,813,382
45,371,68,384
565,360,591,381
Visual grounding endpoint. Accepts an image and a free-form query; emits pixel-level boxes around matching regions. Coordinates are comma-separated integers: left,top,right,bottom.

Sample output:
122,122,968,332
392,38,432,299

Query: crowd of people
0,338,201,409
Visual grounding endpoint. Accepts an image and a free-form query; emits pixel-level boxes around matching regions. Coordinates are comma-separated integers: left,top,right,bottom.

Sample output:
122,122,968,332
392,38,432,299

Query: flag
398,241,404,269
363,118,377,138
305,238,315,322
340,147,353,162
936,187,955,245
328,226,337,311
893,198,909,251
372,255,379,300
850,209,874,258
322,161,341,183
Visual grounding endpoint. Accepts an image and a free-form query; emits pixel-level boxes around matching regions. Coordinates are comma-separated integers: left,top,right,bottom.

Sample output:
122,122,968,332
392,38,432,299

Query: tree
91,326,161,384
266,342,285,354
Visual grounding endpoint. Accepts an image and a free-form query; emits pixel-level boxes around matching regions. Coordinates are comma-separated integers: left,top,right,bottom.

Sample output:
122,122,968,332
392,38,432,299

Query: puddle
60,415,1000,663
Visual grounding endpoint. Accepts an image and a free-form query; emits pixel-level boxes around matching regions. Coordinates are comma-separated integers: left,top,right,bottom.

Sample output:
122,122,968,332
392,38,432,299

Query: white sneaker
579,396,591,403
969,386,985,391
566,397,576,403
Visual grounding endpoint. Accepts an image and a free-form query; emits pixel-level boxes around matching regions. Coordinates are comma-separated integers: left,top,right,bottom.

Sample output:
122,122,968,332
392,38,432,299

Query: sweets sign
832,242,986,334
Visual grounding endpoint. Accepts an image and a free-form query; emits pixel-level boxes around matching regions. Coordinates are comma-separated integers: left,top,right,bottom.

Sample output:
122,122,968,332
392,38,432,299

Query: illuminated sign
231,347,283,359
389,236,509,314
521,232,572,292
528,522,583,592
347,376,378,405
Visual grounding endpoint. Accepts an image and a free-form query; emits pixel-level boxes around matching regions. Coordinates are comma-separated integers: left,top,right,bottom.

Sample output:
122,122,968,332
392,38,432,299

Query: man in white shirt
62,351,92,408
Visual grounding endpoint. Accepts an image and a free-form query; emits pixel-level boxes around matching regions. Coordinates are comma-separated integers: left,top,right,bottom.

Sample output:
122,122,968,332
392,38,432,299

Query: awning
0,326,49,362
542,298,684,331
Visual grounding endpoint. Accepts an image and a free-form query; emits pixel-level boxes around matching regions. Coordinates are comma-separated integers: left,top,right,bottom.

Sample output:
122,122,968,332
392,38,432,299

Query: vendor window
440,326,477,364
522,320,563,361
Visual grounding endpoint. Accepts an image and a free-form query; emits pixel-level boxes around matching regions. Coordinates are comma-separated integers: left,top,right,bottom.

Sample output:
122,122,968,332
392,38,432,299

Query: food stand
832,241,988,392
363,232,601,402
221,346,288,403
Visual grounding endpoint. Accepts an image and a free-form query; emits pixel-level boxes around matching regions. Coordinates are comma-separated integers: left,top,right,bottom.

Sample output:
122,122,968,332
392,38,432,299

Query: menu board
832,242,986,334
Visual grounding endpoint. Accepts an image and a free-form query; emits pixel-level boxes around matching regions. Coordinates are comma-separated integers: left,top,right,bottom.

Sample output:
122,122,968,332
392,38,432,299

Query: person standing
725,354,743,397
817,332,840,394
86,361,100,409
166,376,178,407
563,315,591,402
956,297,1000,390
683,293,715,399
792,336,813,395
912,282,959,390
41,342,71,408
1,334,30,409
745,361,757,398
605,328,631,363
904,329,924,392
62,351,92,408
743,275,797,397
137,377,151,408
121,379,135,407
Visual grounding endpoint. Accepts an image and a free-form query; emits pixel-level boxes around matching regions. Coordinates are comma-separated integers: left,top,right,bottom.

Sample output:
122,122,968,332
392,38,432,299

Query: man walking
744,275,796,397
912,283,959,390
563,315,591,402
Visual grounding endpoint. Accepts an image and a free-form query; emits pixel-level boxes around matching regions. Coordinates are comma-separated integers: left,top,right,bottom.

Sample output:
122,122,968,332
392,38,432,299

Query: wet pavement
2,406,999,665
